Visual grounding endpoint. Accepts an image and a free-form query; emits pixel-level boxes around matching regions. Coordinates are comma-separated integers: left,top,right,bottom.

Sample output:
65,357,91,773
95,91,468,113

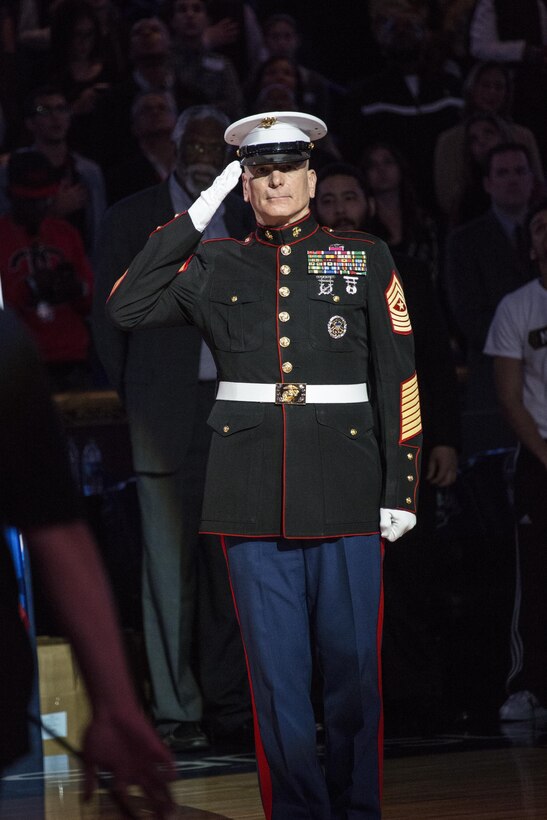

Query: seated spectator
0,150,94,391
0,85,107,253
46,0,121,159
261,13,333,121
434,61,544,220
106,90,177,204
167,0,243,119
342,1,463,209
361,141,439,279
469,0,547,157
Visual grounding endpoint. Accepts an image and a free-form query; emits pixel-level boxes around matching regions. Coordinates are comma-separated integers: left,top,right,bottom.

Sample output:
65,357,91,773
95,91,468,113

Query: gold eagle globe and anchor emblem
260,116,277,128
275,383,307,404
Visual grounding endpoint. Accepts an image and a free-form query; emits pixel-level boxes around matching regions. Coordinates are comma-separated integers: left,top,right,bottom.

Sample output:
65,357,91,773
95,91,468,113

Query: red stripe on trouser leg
220,535,272,820
377,539,385,800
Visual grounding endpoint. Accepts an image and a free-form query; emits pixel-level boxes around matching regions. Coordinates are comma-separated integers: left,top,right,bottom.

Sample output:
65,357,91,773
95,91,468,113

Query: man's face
133,93,176,139
529,208,547,266
265,21,299,58
241,161,316,227
483,149,534,213
177,117,227,196
315,174,368,230
365,147,400,195
374,10,427,64
260,58,297,91
466,119,502,164
129,17,170,59
171,0,208,39
472,67,507,114
26,94,71,144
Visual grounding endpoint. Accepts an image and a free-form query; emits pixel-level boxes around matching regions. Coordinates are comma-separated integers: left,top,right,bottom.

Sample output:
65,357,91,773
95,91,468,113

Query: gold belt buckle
275,383,306,405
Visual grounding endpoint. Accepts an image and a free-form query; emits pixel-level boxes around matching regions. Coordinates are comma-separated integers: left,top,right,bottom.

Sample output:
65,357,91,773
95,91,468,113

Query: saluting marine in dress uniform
107,112,422,820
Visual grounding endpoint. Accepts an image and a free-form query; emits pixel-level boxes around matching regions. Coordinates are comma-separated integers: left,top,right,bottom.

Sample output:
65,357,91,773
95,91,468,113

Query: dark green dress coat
107,210,422,538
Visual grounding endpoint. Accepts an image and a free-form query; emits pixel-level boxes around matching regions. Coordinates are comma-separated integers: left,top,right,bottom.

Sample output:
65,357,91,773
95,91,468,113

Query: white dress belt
216,381,369,404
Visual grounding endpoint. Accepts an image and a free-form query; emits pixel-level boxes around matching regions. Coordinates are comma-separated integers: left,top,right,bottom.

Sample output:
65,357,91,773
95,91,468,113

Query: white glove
187,159,242,232
379,508,416,543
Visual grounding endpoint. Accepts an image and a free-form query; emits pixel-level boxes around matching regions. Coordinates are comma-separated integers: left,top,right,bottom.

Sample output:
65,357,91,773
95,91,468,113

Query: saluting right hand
188,160,242,232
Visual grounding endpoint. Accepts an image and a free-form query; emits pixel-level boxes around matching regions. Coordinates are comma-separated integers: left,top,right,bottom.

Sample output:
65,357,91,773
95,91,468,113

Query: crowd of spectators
0,0,544,414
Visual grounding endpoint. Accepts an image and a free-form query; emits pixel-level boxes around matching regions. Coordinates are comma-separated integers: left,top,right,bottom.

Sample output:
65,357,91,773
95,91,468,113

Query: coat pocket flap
315,402,374,438
207,401,265,435
210,280,263,305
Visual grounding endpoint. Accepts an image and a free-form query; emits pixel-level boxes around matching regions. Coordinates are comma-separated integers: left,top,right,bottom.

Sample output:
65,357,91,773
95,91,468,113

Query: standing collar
255,211,318,246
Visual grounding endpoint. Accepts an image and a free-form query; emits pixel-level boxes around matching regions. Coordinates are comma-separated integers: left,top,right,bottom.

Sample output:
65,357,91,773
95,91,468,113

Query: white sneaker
499,690,547,722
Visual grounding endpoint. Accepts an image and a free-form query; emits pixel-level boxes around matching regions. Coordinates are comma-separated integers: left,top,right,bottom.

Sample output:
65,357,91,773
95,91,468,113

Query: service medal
327,315,347,339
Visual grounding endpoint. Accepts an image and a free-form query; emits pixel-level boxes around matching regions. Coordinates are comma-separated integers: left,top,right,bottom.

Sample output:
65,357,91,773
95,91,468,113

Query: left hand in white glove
379,508,416,542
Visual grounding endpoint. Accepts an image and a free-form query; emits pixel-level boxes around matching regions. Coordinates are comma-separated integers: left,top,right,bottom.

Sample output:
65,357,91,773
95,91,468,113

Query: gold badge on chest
327,315,347,339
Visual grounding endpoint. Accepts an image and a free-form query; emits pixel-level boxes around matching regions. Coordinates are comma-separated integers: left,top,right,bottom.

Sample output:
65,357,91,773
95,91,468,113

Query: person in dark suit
444,142,535,453
314,161,461,731
106,111,421,820
105,90,177,205
92,104,253,752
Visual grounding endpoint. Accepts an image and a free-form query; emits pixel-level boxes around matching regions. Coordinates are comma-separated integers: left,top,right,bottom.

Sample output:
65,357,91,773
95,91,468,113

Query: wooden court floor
2,746,547,818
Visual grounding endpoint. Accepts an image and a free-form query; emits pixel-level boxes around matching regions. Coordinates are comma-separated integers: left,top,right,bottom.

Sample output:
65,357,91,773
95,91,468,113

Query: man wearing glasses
0,85,107,253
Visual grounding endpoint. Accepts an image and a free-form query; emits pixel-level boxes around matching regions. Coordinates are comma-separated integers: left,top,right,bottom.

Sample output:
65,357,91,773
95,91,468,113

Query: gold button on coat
280,245,291,255
279,286,290,297
350,428,358,436
280,264,291,275
407,453,414,460
407,475,414,482
279,311,290,322
230,295,238,302
282,361,293,373
223,425,230,433
333,295,340,303
280,336,290,347
406,497,412,504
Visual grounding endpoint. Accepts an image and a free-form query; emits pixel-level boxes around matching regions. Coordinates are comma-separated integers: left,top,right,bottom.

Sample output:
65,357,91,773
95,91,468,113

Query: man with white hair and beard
92,104,253,751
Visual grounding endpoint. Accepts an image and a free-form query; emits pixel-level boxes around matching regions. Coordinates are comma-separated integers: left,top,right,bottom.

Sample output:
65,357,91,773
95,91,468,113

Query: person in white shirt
484,199,547,722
